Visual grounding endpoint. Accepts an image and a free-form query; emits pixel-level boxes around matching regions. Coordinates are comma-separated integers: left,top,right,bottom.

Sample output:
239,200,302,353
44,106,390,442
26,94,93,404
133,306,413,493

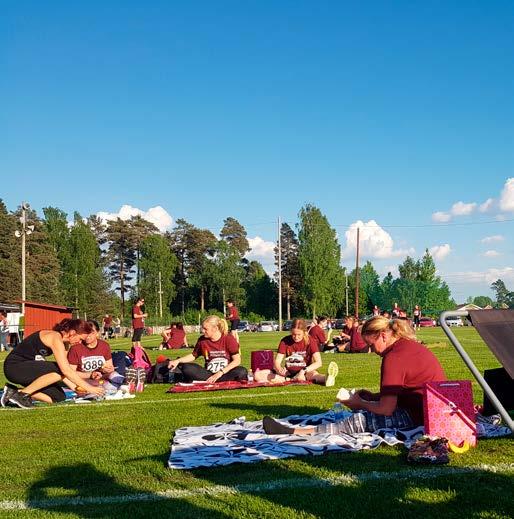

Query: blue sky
2,1,513,302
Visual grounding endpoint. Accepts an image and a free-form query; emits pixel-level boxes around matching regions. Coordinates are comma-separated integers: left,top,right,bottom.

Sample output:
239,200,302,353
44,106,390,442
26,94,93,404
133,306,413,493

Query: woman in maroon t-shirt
168,316,247,383
254,318,338,387
159,322,189,350
263,316,446,436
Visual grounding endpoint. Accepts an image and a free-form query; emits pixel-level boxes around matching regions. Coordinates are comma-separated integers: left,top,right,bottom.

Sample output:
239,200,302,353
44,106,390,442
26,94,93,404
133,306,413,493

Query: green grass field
0,328,513,518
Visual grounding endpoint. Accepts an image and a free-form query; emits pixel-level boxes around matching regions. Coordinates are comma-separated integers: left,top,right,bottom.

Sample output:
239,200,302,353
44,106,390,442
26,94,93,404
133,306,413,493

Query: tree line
2,199,509,324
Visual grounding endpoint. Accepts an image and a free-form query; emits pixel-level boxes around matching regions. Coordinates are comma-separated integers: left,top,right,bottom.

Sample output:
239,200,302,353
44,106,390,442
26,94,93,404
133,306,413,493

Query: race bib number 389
206,357,228,373
81,356,106,372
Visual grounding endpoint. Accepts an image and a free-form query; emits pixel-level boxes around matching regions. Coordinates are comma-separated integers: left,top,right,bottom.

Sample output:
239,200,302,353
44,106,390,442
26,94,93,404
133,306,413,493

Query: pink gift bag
423,380,477,447
251,350,274,372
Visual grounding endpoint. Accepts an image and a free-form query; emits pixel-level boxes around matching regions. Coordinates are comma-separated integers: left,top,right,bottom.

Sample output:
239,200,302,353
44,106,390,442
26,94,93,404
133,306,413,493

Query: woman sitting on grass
254,318,339,387
1,319,105,408
168,315,247,383
263,316,446,435
159,322,189,350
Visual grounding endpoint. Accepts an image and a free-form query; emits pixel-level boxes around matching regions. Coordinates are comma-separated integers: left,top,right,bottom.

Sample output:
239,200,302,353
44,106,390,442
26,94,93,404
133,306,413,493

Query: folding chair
440,309,514,433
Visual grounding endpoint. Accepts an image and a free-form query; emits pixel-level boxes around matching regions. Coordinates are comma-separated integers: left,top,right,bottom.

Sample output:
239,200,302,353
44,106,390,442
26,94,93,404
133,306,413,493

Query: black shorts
4,357,66,402
413,315,420,325
132,327,144,342
230,319,240,331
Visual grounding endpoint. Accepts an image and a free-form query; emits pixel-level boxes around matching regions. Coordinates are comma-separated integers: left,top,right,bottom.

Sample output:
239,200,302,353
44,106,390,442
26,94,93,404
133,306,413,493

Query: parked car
333,319,345,330
445,316,463,327
282,320,293,331
258,321,275,332
419,317,437,327
237,320,250,332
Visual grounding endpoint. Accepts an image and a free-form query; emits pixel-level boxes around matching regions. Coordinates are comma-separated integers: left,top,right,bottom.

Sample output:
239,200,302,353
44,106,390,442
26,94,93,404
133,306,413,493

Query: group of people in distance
2,300,446,442
167,315,339,387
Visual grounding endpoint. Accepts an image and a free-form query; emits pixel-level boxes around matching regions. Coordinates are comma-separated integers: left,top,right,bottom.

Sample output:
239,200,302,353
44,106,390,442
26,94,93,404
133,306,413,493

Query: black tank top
6,331,53,361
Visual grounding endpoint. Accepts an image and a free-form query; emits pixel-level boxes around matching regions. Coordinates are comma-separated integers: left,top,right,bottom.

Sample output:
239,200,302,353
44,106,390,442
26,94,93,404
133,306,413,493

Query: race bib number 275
206,357,228,373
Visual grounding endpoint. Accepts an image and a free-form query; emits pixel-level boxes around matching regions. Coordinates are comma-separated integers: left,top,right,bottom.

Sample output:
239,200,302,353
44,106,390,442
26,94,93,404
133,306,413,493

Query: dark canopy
469,310,514,379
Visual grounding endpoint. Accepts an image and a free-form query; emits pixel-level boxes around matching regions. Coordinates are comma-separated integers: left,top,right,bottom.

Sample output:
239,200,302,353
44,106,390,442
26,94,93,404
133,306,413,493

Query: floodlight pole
355,227,360,318
345,273,349,316
278,216,282,331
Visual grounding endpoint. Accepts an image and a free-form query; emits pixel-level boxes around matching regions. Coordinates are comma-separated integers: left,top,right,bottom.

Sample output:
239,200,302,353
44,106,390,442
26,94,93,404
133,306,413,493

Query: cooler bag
251,350,274,372
423,380,477,447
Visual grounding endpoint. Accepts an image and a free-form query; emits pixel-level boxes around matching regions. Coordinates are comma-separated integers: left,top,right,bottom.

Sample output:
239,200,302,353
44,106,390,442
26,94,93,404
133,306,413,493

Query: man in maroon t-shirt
132,297,148,348
168,315,247,383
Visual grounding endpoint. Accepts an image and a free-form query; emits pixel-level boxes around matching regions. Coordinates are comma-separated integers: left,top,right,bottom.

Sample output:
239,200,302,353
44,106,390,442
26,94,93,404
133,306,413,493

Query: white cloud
479,198,495,213
443,267,514,285
450,201,477,216
247,236,275,259
499,177,514,212
432,211,451,223
483,250,501,258
341,220,415,259
480,235,504,244
429,244,451,261
96,204,173,232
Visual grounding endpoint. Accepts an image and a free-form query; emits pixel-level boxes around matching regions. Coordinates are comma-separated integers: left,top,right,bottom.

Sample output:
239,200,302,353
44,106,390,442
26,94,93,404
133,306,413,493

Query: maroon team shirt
278,335,319,373
132,305,144,329
192,334,239,372
380,338,447,426
103,316,112,327
68,339,112,372
349,326,367,352
309,325,327,345
166,328,186,349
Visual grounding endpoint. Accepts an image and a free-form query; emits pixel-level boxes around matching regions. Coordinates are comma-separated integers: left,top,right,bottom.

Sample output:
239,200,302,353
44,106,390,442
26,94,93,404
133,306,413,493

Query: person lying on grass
254,318,339,387
168,315,247,383
1,318,105,409
263,316,447,435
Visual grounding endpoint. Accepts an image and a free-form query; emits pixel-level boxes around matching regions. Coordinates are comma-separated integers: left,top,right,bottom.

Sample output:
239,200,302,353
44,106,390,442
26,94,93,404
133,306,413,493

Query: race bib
206,357,228,373
81,356,106,372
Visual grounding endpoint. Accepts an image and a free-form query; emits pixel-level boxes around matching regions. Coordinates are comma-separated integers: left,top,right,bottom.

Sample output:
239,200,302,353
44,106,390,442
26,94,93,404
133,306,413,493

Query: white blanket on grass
168,410,424,470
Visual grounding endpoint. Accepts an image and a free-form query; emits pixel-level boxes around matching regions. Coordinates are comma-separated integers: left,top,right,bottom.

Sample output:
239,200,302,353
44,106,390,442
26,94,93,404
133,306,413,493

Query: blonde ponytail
202,315,229,336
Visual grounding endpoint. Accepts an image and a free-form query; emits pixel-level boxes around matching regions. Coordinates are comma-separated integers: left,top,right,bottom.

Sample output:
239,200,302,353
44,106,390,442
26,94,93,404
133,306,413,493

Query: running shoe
125,367,137,394
136,368,146,393
8,390,35,409
325,361,339,387
1,384,18,407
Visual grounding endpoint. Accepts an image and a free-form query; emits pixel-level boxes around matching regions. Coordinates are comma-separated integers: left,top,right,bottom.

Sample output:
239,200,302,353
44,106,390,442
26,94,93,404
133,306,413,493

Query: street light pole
15,202,33,314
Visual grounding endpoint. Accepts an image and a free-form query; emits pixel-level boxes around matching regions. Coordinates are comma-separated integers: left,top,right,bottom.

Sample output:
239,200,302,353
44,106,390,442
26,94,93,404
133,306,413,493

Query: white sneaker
325,361,339,387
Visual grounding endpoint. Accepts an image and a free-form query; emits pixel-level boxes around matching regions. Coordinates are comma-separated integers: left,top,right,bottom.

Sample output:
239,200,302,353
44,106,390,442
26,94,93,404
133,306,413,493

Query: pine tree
0,200,21,302
275,223,301,319
139,234,178,319
220,217,249,257
297,204,344,316
105,218,136,317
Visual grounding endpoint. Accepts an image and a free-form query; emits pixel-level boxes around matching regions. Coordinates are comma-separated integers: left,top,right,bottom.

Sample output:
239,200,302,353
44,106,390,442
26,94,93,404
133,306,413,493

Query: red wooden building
18,301,76,335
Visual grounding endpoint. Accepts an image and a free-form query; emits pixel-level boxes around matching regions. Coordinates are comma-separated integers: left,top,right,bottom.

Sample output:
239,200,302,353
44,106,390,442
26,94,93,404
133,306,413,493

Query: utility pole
158,270,163,318
355,227,360,318
278,216,282,331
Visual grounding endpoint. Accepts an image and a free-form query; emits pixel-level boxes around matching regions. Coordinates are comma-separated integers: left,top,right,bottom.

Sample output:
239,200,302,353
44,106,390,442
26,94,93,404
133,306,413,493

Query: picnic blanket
168,409,513,469
168,409,423,469
168,379,312,393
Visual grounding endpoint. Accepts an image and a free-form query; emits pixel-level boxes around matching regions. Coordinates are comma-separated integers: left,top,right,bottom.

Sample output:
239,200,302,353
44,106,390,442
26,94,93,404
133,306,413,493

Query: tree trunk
286,280,291,320
200,285,205,312
120,257,125,318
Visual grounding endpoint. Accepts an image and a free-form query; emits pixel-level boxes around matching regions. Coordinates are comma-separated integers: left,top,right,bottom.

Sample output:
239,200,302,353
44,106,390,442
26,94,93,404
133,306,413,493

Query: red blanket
167,380,312,393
